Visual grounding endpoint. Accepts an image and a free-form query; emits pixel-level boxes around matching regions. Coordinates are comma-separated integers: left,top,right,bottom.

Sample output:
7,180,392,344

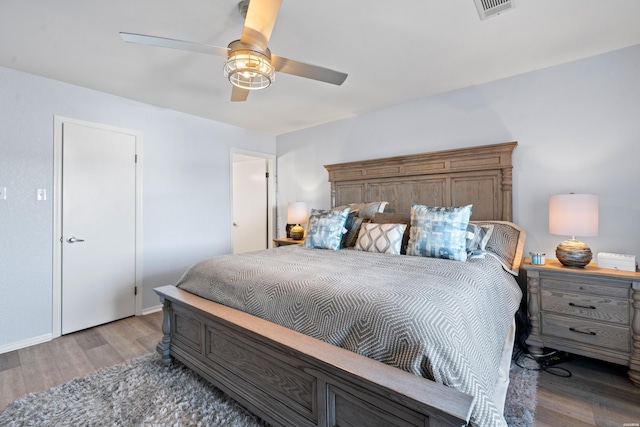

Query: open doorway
231,150,276,253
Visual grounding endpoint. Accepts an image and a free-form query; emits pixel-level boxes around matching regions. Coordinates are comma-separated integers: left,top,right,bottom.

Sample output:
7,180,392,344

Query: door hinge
134,286,137,296
135,154,138,163
265,172,269,178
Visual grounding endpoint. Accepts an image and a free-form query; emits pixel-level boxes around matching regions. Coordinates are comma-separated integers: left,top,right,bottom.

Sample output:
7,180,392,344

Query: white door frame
230,148,276,249
52,116,143,338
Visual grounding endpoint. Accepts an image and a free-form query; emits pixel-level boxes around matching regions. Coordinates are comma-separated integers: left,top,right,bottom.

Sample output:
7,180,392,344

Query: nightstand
273,237,304,247
524,258,640,387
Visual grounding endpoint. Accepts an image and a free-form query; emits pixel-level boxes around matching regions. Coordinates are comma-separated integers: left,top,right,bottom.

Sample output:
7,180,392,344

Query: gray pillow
471,221,523,274
343,216,369,247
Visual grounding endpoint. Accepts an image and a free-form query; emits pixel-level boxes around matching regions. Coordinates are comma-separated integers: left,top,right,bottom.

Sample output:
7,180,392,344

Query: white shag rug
1,352,537,426
504,354,539,427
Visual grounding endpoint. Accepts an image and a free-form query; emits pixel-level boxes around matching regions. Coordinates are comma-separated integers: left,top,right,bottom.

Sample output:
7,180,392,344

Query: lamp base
556,238,592,268
290,224,304,240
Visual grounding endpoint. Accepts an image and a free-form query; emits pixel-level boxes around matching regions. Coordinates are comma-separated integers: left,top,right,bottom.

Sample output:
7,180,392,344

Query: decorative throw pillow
465,223,494,259
335,201,388,220
472,221,523,274
373,212,411,254
303,208,350,250
332,207,361,248
355,223,407,255
406,204,472,261
343,217,369,247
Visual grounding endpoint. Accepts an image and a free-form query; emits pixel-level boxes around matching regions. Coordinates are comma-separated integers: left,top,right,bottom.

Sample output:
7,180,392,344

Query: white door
232,155,268,253
61,122,136,334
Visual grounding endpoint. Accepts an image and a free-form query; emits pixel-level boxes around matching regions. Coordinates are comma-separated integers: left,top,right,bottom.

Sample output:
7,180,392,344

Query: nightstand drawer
541,313,630,353
541,289,629,325
540,277,630,299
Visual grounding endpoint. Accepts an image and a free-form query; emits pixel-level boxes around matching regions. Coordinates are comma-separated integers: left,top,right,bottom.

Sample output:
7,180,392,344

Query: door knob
66,237,85,243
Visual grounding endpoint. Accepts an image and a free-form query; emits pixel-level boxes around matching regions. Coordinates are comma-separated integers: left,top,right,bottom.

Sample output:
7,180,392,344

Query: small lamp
287,202,308,240
549,194,598,268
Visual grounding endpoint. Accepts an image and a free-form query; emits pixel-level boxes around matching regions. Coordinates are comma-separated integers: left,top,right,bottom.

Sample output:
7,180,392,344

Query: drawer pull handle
569,327,596,336
568,302,596,310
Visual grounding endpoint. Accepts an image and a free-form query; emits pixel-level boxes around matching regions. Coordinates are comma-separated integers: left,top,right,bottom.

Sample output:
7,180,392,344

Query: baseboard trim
141,304,162,316
1,307,161,354
0,333,52,355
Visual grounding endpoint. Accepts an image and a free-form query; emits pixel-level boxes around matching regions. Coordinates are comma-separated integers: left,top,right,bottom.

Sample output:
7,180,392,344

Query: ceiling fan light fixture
224,44,275,90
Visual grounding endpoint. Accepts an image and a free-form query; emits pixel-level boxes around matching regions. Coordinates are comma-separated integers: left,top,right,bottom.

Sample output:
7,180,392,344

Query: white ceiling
2,0,640,135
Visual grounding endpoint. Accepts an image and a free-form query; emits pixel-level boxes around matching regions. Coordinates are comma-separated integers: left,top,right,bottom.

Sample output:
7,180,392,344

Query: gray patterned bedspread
176,245,522,427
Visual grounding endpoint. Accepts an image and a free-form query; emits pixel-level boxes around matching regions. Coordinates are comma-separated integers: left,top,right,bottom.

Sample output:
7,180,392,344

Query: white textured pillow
335,201,389,220
355,223,407,255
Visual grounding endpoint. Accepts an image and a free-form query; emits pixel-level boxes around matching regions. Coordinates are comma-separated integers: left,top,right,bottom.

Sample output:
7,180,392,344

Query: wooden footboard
154,285,473,427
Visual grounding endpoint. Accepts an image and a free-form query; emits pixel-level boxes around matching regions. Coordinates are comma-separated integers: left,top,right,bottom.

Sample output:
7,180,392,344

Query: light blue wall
276,44,640,262
3,43,640,352
0,66,275,349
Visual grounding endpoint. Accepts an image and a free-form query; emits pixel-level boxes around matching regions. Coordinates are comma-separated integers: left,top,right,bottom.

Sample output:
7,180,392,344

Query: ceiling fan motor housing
224,40,275,90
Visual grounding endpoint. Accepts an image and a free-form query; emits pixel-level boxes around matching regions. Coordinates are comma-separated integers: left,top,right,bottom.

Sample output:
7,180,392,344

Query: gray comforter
176,245,521,427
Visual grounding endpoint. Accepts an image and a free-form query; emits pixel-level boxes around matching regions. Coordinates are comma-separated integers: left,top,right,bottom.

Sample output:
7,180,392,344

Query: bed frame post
329,180,337,211
156,295,173,366
501,166,513,222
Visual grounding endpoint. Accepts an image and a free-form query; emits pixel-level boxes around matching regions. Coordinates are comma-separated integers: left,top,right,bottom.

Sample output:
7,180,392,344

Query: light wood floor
0,311,163,412
1,311,639,426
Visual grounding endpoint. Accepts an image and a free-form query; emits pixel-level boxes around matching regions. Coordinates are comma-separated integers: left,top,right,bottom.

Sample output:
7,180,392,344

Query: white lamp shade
549,194,598,237
287,202,308,225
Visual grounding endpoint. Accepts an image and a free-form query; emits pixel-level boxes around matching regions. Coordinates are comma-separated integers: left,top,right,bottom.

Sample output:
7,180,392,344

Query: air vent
474,0,515,20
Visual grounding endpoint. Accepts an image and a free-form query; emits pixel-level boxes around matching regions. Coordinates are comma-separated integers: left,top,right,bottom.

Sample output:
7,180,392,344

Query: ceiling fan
120,0,348,102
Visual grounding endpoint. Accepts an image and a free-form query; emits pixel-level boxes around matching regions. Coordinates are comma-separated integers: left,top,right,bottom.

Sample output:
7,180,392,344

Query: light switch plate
0,187,6,200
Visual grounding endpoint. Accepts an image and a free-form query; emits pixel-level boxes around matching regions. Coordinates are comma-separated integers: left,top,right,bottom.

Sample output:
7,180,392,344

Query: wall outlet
0,187,6,200
36,189,47,201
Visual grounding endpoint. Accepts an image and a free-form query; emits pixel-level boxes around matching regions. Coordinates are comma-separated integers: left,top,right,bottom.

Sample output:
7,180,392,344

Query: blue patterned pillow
303,208,350,250
466,223,494,258
406,204,472,261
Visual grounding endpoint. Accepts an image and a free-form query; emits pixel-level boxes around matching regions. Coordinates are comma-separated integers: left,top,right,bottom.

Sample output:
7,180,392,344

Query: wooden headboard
324,142,517,221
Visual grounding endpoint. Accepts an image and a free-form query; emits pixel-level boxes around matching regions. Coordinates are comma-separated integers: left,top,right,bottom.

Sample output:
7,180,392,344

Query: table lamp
287,202,308,240
549,193,598,268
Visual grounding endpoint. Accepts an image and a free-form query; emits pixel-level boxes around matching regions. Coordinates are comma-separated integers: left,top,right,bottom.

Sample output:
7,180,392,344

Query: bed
154,141,525,427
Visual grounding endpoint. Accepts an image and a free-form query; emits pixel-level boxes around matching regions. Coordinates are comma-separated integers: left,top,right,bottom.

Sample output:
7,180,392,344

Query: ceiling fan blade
231,85,250,102
240,0,282,51
120,32,229,57
271,55,348,86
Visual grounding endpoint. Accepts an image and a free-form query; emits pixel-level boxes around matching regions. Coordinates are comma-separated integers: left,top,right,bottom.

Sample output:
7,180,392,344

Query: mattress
176,245,522,427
